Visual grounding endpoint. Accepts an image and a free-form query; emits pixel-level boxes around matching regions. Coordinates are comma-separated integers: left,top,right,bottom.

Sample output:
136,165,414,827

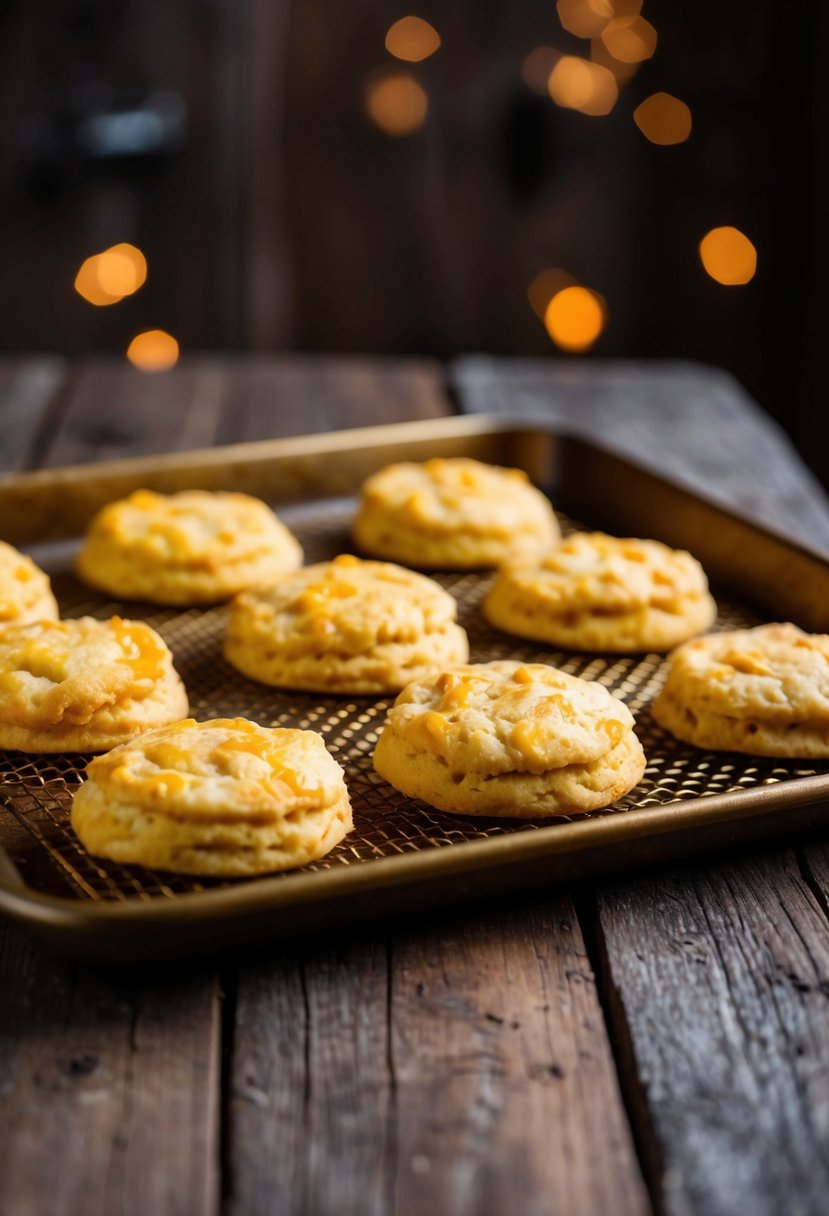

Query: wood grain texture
799,841,829,916
452,356,829,554
33,355,449,468
228,938,394,1216
38,358,231,466
390,899,649,1216
0,356,67,473
227,900,650,1216
595,850,829,1216
0,921,220,1216
214,355,450,442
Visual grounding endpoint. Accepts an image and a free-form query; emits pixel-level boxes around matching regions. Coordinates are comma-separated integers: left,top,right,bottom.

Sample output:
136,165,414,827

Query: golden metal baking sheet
0,419,827,961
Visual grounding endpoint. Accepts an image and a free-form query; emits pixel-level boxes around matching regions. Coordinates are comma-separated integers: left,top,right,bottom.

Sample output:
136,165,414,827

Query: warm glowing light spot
74,260,118,306
522,47,560,95
601,16,657,63
74,243,147,307
365,71,428,135
544,287,605,352
528,268,576,320
634,93,692,145
548,56,618,116
590,37,639,84
385,16,440,62
126,330,180,372
557,0,613,39
96,244,147,297
699,227,757,286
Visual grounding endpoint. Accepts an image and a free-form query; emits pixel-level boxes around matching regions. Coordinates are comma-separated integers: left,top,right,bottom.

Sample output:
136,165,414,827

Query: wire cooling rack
0,499,820,903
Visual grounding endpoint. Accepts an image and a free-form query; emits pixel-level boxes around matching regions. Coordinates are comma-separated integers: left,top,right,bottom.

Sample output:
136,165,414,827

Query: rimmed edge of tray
2,777,829,963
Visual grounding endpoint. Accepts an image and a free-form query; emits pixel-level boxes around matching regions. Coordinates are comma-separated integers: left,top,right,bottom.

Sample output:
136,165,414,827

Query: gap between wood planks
219,963,240,1210
572,887,667,1215
796,845,829,927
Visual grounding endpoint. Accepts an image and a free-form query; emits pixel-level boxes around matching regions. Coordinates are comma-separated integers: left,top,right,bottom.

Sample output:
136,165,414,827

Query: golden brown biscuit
225,554,469,693
652,623,829,757
71,717,353,876
352,457,560,568
0,616,188,752
373,660,646,816
0,540,59,626
76,489,302,605
484,532,716,653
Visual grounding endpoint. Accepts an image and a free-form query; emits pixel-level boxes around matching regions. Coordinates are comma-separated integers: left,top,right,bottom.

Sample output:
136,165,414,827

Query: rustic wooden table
2,354,829,1216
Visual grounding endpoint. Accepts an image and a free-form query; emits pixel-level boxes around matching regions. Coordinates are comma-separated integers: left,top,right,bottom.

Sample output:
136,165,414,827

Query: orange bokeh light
548,56,618,116
365,71,428,135
544,287,606,352
634,93,692,145
590,36,640,84
557,0,613,39
97,244,147,296
699,227,757,285
74,243,147,306
384,16,441,62
126,330,180,372
74,259,118,307
600,16,657,63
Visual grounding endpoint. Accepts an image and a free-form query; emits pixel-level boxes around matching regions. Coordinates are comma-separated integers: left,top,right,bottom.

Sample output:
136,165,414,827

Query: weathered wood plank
217,355,451,442
33,356,450,468
38,357,231,467
595,850,829,1216
452,356,829,554
0,920,221,1216
0,356,68,473
799,841,829,914
390,899,649,1216
228,938,394,1216
227,899,650,1216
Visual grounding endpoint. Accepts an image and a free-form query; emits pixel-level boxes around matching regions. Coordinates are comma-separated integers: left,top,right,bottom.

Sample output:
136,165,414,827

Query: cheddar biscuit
373,660,645,816
353,457,560,568
225,555,469,694
0,616,188,752
652,623,829,757
76,489,302,605
71,717,353,876
0,541,59,627
485,532,716,653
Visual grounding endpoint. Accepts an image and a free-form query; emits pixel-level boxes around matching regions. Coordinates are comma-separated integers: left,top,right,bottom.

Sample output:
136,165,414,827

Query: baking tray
1,415,828,963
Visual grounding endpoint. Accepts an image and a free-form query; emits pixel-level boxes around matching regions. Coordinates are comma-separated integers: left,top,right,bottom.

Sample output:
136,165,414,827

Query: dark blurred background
1,1,827,483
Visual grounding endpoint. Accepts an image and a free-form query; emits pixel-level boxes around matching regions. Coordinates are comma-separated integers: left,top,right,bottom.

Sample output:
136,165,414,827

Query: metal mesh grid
0,498,822,903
